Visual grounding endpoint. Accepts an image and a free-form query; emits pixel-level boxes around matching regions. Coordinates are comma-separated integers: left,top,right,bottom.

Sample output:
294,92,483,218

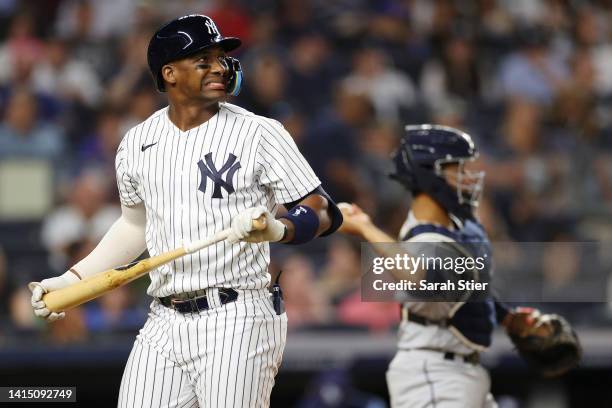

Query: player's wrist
40,271,81,292
279,205,320,245
278,221,290,243
267,217,286,242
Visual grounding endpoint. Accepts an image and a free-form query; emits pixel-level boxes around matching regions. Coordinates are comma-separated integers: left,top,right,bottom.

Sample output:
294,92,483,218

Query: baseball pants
386,349,497,408
117,289,287,408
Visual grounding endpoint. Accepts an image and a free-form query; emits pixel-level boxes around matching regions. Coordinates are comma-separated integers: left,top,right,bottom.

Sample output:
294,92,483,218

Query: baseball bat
33,216,267,313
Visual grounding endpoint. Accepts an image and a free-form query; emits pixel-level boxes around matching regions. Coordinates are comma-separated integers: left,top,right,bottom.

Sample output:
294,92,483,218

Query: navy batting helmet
147,14,242,93
389,125,484,220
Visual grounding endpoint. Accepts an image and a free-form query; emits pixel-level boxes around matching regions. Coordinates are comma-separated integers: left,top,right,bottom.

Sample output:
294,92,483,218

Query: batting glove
228,206,286,244
29,271,80,321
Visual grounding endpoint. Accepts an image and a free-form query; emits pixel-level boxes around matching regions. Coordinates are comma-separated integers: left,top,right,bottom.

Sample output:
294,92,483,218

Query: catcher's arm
337,203,426,283
337,202,395,243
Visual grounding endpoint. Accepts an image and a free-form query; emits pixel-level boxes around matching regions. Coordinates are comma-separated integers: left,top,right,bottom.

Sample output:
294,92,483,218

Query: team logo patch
197,153,241,198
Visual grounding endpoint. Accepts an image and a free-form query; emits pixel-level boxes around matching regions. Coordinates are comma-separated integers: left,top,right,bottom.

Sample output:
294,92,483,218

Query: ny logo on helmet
205,19,220,36
197,153,241,198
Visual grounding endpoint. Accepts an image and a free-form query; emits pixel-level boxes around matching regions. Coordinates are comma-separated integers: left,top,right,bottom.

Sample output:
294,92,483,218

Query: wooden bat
32,216,267,313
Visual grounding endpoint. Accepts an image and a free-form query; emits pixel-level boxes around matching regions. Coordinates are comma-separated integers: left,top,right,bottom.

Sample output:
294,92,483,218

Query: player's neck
411,193,451,227
167,100,220,132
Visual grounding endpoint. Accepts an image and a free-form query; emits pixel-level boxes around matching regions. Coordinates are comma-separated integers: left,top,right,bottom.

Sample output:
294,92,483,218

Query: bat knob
252,215,267,231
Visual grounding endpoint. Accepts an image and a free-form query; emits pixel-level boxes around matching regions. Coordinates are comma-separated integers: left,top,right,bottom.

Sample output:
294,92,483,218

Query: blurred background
0,0,611,407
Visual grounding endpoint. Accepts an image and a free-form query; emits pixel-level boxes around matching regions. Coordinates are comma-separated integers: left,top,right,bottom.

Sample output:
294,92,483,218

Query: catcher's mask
390,124,484,220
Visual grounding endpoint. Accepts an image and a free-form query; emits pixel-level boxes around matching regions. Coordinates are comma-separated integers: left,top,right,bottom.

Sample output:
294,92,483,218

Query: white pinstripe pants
117,290,287,408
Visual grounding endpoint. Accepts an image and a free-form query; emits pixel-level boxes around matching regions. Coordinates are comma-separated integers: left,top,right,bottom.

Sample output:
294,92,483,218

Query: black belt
401,309,479,364
402,308,449,327
401,348,480,365
443,350,480,364
157,288,238,314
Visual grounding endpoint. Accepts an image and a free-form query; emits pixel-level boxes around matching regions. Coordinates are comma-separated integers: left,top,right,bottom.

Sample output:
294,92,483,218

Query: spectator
304,83,373,203
286,33,337,115
105,29,154,109
279,254,332,331
84,286,146,333
77,106,122,176
53,0,117,82
342,47,417,124
118,86,161,135
54,0,136,40
0,87,65,164
205,0,253,47
498,25,569,105
237,52,288,118
421,30,483,111
41,169,120,274
0,13,44,86
318,237,362,306
319,236,399,332
31,38,102,108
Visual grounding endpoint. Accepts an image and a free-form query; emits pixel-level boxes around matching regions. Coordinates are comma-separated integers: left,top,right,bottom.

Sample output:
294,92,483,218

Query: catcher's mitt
505,307,582,377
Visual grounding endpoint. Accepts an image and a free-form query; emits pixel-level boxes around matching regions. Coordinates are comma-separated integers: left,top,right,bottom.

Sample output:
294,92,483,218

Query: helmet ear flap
389,144,419,191
222,56,243,96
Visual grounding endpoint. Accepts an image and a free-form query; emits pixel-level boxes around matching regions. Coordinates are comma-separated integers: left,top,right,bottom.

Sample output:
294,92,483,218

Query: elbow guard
320,195,343,236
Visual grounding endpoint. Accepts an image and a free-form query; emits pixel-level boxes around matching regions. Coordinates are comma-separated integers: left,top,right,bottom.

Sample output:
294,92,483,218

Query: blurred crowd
0,0,612,343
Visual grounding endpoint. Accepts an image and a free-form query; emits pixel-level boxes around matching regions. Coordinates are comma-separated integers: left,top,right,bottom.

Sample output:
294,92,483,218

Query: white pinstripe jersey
115,102,321,297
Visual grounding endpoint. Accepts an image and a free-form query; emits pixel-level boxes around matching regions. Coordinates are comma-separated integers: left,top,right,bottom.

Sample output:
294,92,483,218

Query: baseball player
338,125,580,407
29,14,342,408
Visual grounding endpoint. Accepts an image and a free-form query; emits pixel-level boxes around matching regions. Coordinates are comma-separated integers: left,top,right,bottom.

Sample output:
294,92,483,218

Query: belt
402,348,480,365
401,307,449,327
443,350,480,364
157,288,239,314
401,309,479,364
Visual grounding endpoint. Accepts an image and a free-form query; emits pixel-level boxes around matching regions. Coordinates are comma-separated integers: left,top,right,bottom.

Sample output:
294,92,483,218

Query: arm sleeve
256,118,321,204
71,203,147,278
115,134,143,206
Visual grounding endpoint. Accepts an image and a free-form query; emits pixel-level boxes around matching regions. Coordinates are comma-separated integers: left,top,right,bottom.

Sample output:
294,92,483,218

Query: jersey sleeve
256,118,321,204
115,134,143,206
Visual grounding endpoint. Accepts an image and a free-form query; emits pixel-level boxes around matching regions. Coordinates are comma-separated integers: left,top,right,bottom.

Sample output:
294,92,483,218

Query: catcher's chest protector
404,219,496,349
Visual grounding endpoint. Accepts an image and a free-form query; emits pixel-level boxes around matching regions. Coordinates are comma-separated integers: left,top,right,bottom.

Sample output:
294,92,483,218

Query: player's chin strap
220,56,243,96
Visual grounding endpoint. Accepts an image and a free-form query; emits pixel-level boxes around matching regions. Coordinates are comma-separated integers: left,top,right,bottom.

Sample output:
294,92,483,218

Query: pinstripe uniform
115,102,320,407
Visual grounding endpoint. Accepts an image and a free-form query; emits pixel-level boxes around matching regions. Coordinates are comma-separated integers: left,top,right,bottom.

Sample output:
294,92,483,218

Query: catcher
338,125,581,407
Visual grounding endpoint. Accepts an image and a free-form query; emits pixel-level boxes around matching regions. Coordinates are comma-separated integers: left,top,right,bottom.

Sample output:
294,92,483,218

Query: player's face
440,161,485,206
169,46,228,102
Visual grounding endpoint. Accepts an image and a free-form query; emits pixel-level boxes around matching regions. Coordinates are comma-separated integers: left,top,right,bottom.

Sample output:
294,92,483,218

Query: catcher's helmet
147,14,242,93
390,125,484,220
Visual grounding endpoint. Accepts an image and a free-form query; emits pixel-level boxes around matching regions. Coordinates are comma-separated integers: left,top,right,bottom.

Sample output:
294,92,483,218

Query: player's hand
228,206,285,244
29,272,80,321
337,202,372,237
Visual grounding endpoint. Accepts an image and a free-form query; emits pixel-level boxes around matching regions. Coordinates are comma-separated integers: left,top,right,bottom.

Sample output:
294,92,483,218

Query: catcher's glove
505,307,582,377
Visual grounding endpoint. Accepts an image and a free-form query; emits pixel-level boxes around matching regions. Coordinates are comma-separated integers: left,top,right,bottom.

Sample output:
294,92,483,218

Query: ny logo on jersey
197,153,241,198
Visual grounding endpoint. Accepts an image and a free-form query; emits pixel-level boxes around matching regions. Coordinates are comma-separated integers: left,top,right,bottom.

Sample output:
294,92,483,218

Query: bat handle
252,214,267,231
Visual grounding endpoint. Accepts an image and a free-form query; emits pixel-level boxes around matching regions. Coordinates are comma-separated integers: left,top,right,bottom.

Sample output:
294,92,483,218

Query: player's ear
161,64,177,87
